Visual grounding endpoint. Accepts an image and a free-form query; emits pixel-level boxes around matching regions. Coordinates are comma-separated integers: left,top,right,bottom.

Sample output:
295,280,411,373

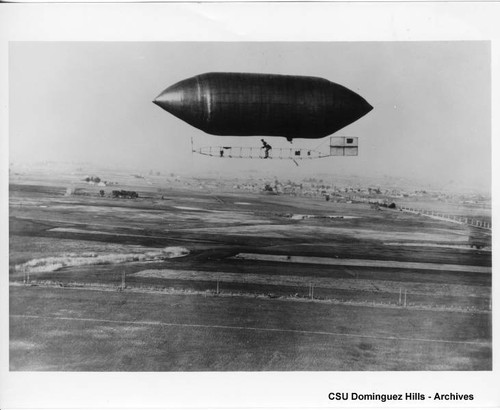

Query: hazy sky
9,42,491,189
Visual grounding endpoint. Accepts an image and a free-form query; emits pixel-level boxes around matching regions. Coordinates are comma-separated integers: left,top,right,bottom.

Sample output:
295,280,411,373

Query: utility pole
399,287,402,305
404,289,407,307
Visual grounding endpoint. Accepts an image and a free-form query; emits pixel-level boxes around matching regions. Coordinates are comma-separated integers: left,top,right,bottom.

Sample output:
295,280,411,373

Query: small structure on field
112,190,139,199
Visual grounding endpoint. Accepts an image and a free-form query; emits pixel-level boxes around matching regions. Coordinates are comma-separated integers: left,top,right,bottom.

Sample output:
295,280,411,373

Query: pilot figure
261,139,272,159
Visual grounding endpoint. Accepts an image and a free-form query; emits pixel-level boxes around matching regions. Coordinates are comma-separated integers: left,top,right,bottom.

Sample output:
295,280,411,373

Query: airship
153,72,372,141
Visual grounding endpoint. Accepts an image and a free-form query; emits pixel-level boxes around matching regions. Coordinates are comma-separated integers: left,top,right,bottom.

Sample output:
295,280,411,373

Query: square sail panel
330,136,358,156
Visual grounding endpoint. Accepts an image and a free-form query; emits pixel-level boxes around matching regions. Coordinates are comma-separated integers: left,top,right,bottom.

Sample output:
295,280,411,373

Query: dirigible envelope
154,72,372,140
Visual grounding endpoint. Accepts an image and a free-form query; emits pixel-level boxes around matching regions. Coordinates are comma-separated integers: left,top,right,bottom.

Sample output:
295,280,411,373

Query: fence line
345,195,491,230
399,206,491,230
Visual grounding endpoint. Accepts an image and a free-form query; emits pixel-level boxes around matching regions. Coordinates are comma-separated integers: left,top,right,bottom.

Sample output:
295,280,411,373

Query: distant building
112,190,139,199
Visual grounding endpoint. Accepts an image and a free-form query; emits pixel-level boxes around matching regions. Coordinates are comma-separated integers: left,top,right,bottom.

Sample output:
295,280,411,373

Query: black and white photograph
1,3,499,409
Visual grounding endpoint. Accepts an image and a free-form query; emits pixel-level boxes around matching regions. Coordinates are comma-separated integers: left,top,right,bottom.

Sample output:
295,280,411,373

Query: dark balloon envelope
153,72,372,140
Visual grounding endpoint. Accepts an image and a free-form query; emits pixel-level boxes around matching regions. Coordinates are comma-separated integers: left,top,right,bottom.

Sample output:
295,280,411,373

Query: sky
9,41,491,190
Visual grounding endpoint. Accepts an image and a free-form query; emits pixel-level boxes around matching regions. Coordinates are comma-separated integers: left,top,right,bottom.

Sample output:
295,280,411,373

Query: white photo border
0,3,498,409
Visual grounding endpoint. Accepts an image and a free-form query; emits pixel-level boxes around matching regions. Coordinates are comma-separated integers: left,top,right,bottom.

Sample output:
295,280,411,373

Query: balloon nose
351,96,373,122
153,81,189,116
364,100,373,115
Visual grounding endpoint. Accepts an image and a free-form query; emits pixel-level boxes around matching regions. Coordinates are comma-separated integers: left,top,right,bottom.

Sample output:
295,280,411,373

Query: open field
9,172,492,370
10,286,491,371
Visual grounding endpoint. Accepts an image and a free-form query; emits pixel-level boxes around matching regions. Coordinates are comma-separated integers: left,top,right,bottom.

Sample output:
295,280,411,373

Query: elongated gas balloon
153,72,372,141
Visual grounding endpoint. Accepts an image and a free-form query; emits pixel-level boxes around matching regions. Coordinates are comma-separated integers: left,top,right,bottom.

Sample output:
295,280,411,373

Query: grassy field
10,286,491,371
9,174,492,371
